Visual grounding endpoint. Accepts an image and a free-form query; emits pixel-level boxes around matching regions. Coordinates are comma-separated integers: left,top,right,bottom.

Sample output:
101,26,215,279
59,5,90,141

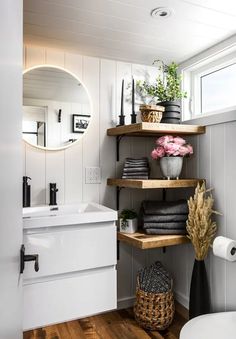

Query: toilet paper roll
213,236,236,262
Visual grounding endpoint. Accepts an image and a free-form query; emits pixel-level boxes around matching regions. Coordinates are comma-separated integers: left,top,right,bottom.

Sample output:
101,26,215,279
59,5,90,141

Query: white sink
23,202,117,229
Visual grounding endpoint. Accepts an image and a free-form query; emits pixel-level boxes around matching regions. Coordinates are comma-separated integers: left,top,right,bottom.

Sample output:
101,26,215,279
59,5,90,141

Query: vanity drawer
23,222,116,280
23,266,117,330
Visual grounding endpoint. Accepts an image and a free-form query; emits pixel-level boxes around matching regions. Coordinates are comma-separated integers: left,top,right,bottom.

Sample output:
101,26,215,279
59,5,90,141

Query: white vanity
23,203,117,330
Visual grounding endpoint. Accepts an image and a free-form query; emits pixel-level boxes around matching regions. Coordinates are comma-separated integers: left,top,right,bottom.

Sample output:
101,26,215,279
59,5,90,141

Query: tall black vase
189,259,210,319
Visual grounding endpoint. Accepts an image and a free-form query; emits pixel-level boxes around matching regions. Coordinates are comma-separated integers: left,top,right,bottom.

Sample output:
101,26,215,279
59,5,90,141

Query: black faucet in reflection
49,183,58,206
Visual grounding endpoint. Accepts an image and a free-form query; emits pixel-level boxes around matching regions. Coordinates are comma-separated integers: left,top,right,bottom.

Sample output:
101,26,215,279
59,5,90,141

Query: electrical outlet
85,167,101,184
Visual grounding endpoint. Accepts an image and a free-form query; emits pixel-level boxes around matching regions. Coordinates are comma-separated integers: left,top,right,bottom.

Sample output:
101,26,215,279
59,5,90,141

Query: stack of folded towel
122,157,149,179
140,199,188,235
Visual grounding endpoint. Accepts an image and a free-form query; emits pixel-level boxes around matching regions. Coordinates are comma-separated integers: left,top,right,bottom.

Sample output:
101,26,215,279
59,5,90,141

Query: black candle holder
130,112,137,124
118,115,125,126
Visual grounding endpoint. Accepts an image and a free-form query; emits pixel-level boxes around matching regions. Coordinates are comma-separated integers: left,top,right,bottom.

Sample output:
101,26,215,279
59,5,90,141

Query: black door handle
20,245,39,273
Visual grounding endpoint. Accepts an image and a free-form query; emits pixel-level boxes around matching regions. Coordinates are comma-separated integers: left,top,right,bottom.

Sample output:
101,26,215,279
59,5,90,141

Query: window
181,42,236,121
200,62,236,113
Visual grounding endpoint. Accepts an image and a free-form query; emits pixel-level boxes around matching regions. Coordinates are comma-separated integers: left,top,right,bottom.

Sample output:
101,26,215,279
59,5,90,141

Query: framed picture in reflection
72,114,91,133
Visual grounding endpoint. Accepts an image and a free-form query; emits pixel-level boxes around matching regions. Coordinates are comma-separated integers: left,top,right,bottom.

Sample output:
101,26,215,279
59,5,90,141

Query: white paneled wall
23,44,236,312
23,44,165,306
165,121,236,311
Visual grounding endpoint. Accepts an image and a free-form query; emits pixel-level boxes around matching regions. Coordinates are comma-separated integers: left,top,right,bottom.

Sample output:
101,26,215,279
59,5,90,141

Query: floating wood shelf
118,231,189,250
107,122,205,137
107,122,205,161
107,178,204,189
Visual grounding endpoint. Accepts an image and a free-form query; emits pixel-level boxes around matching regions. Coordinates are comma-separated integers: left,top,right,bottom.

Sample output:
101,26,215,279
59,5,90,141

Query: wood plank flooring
23,307,187,339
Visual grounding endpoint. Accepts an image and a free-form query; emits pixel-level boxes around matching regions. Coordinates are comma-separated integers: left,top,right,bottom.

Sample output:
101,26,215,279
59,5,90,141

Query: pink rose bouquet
151,135,193,160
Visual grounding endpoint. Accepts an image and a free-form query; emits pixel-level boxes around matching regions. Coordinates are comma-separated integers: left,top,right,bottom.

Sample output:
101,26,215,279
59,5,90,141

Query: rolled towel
143,222,187,230
142,199,188,215
145,228,187,235
141,213,188,223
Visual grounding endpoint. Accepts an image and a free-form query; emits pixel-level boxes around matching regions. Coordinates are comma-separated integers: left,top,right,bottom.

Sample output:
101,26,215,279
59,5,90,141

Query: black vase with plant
137,61,187,124
186,182,221,319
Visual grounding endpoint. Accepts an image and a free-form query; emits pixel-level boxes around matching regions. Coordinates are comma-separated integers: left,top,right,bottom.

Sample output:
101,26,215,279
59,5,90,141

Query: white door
0,1,23,338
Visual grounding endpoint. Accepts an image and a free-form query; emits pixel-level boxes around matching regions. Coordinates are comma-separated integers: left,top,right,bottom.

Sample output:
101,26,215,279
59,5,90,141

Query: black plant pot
189,259,210,319
158,101,181,124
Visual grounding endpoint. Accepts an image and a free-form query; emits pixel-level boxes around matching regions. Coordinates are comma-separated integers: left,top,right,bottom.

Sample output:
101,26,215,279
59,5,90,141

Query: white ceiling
24,0,236,64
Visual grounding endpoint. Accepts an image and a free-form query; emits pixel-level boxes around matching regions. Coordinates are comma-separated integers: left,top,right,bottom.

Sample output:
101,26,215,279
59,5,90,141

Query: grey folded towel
122,175,149,179
142,199,188,215
124,164,149,168
123,167,149,172
145,228,187,235
125,157,148,162
143,222,186,230
142,213,188,223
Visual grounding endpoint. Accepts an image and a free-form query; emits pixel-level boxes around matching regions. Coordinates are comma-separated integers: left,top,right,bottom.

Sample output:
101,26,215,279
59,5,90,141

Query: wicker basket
134,279,175,331
139,104,165,123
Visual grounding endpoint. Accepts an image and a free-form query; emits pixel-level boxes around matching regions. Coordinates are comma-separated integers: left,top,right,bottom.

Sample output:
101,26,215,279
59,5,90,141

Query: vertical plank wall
23,45,236,311
166,122,236,311
23,44,164,308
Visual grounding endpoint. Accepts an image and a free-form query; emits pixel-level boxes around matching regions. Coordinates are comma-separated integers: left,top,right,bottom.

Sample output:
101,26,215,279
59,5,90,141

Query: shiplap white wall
23,44,169,306
24,44,236,312
163,122,236,311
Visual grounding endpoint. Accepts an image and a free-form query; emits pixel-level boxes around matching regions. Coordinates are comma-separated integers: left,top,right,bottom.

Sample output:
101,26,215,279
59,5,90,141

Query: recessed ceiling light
151,7,173,19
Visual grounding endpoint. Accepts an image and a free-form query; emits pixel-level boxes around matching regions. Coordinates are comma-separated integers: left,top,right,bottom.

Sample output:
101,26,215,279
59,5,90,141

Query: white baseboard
117,296,135,310
175,290,189,310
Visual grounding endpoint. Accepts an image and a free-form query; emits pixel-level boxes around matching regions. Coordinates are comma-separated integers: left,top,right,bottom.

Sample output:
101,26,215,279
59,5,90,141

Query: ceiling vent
151,7,173,19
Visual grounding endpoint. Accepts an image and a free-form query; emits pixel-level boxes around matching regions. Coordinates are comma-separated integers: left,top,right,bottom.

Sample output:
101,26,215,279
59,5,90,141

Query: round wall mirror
23,66,92,150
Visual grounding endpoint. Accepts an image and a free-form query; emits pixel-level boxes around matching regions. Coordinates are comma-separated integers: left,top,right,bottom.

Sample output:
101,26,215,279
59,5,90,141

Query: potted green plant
137,61,187,124
119,209,138,234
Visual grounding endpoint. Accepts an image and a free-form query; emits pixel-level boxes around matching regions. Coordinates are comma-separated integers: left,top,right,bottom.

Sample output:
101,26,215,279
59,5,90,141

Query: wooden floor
23,307,187,339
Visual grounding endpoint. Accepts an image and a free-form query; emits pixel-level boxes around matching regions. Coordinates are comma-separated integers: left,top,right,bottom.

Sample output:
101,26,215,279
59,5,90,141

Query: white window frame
181,38,236,124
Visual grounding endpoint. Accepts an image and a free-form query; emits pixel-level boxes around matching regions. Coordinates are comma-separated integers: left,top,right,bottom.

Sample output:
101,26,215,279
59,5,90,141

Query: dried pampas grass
186,182,220,260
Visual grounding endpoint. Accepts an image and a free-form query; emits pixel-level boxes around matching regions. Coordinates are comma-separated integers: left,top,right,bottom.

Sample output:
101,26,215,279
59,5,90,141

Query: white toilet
180,312,236,339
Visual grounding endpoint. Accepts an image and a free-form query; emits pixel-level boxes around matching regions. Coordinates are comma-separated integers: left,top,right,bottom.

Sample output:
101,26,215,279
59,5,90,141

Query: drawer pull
20,244,39,273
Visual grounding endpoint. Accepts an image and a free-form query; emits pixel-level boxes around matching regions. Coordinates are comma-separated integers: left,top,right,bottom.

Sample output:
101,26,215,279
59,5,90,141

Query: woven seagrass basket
134,279,175,331
139,104,165,123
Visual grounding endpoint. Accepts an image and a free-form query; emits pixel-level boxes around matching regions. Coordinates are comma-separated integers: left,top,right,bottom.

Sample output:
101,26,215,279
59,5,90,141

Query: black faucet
49,183,58,206
23,176,31,207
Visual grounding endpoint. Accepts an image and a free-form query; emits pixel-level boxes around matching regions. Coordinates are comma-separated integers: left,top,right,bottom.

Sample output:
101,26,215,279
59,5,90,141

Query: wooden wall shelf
107,122,205,161
107,178,204,189
107,122,205,137
118,231,189,250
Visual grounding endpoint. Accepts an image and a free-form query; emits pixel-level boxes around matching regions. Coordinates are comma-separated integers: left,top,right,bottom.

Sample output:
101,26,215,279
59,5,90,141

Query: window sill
182,109,236,127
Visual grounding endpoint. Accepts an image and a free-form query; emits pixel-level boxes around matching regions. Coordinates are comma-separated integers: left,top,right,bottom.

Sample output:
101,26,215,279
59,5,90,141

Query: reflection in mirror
23,66,91,150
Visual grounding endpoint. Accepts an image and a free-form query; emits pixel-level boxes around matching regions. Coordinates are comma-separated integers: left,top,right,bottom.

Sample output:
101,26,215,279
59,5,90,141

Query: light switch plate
85,167,101,184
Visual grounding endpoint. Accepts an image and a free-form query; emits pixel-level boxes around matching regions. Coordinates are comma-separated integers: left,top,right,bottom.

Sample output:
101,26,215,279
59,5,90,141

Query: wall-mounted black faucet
58,109,62,123
23,176,31,207
49,183,58,206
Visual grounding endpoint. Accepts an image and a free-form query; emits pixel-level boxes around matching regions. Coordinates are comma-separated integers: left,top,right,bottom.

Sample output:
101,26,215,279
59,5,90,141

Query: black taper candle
120,79,124,116
118,79,125,126
131,77,137,124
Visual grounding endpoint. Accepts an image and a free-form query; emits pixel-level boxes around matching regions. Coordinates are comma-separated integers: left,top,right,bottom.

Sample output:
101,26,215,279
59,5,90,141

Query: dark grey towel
125,157,148,162
145,228,187,235
143,222,186,230
122,175,149,179
142,199,188,215
124,162,149,168
123,167,149,172
142,213,188,223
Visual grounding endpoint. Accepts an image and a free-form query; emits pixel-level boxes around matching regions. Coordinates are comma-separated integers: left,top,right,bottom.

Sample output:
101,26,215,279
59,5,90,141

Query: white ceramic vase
160,156,183,179
119,218,138,234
